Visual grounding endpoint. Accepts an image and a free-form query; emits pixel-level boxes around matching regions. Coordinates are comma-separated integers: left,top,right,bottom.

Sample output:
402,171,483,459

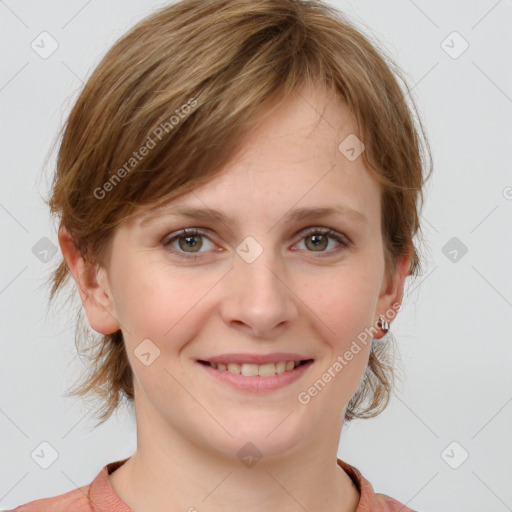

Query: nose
219,243,299,339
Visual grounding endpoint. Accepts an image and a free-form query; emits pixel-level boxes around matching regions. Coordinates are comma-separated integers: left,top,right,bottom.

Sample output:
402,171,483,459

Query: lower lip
197,360,314,393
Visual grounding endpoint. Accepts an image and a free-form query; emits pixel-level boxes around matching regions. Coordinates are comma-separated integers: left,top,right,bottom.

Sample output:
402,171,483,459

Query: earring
378,315,389,333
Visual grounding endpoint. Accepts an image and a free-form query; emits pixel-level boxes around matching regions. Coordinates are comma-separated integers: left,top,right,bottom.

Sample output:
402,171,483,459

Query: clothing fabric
10,457,416,511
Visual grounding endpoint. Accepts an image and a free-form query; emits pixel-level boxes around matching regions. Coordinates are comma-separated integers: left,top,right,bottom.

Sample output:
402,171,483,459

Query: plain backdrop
1,1,511,511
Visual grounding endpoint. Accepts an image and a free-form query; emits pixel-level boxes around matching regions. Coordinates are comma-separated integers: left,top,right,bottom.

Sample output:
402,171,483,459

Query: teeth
275,361,286,374
227,363,241,374
258,363,276,377
241,364,258,376
209,360,304,376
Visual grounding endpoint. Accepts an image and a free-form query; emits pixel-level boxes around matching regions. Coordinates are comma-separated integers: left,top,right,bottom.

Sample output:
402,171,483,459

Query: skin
60,85,410,512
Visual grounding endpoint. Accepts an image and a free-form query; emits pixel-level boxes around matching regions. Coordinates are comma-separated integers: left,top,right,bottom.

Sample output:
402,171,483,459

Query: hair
45,0,432,427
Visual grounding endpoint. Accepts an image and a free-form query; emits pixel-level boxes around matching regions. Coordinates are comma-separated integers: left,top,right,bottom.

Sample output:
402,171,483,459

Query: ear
58,225,120,335
374,253,411,339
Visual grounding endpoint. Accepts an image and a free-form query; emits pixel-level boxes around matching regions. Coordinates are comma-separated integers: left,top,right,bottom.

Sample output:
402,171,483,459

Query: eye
293,227,351,255
162,228,215,259
162,226,350,260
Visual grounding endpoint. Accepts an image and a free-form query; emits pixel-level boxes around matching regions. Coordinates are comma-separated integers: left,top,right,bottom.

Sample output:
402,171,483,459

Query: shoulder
8,482,93,512
373,492,417,512
8,459,130,512
337,458,417,512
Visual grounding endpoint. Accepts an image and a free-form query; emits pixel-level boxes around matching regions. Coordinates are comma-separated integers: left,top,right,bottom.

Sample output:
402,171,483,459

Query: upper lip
198,353,313,365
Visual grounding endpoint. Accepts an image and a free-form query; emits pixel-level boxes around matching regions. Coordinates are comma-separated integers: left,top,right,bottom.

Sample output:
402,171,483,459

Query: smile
198,360,310,377
196,358,314,393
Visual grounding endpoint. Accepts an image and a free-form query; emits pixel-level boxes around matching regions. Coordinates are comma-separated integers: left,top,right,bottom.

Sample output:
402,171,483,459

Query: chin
203,413,308,461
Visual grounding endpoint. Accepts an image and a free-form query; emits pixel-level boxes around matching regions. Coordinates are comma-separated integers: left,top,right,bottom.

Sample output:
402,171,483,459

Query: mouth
197,359,313,377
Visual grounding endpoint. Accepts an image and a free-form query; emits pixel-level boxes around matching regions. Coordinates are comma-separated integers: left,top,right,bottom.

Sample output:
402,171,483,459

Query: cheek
303,263,381,346
112,262,222,354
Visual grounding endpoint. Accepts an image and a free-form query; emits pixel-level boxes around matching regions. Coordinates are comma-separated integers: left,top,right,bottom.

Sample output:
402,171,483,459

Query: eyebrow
139,204,368,229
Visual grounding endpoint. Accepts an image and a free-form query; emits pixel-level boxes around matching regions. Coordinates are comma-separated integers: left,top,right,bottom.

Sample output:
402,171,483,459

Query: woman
12,0,431,510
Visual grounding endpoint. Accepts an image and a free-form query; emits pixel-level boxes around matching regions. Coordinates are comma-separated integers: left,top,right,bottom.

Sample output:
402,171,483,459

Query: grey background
1,1,511,511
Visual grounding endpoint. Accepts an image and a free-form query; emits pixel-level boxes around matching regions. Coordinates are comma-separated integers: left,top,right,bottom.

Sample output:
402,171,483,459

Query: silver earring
378,315,389,333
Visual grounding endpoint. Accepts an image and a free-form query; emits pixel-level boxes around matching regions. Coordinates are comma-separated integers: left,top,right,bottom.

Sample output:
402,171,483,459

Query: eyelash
161,227,351,260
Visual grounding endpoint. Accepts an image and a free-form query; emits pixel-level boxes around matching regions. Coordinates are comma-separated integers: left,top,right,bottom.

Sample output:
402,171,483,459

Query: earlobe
58,225,120,335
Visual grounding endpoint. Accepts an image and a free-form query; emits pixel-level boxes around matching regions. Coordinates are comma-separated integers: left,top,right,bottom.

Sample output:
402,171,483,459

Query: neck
108,387,360,512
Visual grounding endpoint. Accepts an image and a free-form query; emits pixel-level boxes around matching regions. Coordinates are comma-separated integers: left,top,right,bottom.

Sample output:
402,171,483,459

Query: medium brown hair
45,0,432,426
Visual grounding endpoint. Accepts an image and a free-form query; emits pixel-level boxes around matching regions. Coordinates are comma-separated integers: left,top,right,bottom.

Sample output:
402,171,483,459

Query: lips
197,356,314,392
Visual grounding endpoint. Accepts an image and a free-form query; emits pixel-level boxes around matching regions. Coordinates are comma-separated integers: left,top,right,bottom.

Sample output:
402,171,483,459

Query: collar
87,457,408,512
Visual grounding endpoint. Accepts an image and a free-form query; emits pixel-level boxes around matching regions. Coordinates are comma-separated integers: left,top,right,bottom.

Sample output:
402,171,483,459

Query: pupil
180,235,202,251
308,234,326,250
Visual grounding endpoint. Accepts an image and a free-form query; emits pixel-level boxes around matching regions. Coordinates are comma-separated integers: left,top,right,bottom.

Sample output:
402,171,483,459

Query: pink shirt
9,458,416,511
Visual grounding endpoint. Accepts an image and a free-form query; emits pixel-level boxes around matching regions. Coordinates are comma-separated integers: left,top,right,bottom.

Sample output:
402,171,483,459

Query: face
63,85,409,463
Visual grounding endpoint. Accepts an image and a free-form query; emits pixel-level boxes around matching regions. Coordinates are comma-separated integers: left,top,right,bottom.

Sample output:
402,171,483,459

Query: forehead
136,85,380,229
